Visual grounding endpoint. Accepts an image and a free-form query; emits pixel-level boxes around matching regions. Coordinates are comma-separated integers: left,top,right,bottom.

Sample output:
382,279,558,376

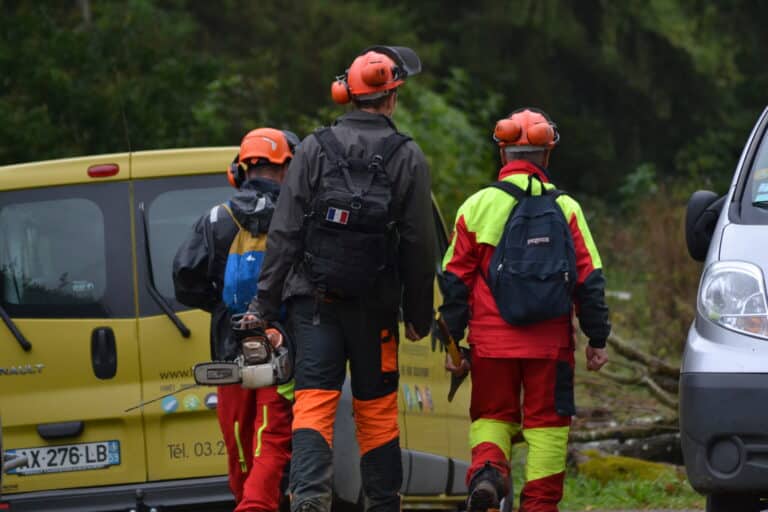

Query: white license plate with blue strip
6,440,120,475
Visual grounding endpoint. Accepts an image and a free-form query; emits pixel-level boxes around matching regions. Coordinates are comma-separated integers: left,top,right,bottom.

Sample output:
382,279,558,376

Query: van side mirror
685,190,725,262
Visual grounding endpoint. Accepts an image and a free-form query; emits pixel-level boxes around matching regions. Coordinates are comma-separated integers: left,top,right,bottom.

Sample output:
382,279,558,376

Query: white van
682,106,768,512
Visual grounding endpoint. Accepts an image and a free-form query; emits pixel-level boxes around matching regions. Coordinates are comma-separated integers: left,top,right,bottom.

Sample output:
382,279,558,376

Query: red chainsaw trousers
468,347,575,512
217,384,293,512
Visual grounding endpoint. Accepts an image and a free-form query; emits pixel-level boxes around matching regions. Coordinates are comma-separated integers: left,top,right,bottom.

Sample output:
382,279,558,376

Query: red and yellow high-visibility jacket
439,160,610,359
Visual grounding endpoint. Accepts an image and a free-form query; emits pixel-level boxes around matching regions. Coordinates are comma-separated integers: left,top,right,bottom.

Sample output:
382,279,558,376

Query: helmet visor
363,45,421,77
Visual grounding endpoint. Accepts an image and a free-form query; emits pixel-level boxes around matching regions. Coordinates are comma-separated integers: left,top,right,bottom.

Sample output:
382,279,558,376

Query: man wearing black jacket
172,128,298,512
248,46,435,512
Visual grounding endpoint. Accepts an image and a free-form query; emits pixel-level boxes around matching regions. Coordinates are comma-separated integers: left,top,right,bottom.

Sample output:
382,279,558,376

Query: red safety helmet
227,128,295,188
331,45,421,104
493,108,560,152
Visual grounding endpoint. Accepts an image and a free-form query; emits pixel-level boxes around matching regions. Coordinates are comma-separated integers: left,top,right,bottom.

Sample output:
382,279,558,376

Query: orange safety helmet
493,108,560,152
331,45,422,104
227,128,295,188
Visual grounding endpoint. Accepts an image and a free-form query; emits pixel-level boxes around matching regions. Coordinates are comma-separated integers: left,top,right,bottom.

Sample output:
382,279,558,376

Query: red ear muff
494,119,522,144
331,78,351,104
527,122,555,146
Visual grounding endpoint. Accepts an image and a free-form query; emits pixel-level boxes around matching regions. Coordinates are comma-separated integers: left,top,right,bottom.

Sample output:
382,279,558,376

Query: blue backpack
220,203,267,314
486,178,578,325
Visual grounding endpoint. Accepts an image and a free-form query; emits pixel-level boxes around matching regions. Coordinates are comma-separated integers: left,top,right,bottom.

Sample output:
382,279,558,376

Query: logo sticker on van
162,396,179,414
0,364,44,376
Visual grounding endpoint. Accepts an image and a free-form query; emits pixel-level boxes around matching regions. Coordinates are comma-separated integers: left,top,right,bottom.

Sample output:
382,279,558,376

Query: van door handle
91,327,117,380
37,421,84,440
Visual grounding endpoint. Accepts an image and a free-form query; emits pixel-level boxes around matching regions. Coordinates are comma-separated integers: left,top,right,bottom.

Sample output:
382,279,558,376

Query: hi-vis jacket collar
498,160,551,183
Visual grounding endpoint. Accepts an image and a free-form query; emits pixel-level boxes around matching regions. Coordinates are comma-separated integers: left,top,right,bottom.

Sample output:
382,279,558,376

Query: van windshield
742,126,768,224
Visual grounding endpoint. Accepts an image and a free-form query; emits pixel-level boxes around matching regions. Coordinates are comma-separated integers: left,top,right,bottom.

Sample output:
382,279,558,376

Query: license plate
5,440,120,475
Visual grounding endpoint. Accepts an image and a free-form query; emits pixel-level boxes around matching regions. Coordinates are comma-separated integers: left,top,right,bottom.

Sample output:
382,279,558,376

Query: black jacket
252,111,436,336
172,178,280,360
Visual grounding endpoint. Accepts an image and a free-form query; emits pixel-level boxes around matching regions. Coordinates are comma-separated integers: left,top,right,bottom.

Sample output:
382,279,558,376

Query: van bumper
1,476,233,512
680,372,768,494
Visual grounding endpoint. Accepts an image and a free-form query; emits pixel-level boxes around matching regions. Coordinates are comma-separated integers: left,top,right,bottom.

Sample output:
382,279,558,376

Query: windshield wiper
752,200,768,209
0,303,32,351
138,202,191,338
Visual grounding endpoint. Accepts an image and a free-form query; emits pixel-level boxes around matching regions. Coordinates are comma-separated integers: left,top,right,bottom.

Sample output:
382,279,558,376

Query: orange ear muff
361,61,392,86
331,79,351,104
227,154,243,188
527,122,555,146
494,118,522,144
226,164,238,188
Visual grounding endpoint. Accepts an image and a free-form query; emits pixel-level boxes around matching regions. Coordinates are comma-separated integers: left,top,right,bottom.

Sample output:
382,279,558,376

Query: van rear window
133,174,232,314
0,182,133,318
147,186,232,299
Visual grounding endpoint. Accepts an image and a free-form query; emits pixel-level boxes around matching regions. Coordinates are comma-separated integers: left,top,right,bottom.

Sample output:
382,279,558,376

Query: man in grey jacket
248,46,435,512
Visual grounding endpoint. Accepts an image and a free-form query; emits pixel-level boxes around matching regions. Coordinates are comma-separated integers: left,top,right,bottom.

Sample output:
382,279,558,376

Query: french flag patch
326,207,350,225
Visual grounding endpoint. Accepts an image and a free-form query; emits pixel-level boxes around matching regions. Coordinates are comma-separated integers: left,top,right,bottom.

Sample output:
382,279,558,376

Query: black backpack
486,177,578,325
303,127,411,297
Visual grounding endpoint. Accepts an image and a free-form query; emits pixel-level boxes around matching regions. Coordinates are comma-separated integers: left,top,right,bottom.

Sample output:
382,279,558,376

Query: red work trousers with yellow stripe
468,346,575,512
287,297,402,512
217,383,293,512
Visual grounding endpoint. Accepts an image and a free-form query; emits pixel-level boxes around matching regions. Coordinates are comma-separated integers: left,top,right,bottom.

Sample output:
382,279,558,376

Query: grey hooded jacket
253,110,436,336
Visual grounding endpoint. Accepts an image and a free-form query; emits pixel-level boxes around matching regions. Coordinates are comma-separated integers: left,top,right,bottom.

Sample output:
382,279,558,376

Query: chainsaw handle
436,317,463,367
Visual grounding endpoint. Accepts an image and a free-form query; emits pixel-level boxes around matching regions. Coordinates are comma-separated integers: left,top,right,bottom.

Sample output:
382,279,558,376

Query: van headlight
699,261,768,339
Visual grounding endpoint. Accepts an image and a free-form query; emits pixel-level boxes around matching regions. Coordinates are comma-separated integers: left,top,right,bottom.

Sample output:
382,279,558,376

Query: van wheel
706,493,762,512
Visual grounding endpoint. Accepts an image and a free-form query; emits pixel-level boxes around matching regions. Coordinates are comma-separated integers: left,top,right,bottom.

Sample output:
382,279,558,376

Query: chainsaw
193,315,293,389
125,318,294,412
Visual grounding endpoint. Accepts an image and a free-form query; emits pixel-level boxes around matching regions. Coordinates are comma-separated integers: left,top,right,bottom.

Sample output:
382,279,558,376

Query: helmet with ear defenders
493,108,560,152
226,128,298,189
330,46,421,104
227,153,245,188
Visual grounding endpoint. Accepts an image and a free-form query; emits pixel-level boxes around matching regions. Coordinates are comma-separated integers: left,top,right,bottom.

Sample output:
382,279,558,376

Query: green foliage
619,163,659,206
3,0,767,202
395,80,498,224
4,0,762,355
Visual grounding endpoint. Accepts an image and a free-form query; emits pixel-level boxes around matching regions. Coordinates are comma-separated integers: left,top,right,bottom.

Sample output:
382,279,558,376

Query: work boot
296,501,323,512
466,463,506,512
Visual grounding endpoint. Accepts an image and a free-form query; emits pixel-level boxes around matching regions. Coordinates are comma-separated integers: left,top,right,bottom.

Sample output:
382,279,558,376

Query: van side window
0,182,133,318
134,175,232,313
737,122,768,224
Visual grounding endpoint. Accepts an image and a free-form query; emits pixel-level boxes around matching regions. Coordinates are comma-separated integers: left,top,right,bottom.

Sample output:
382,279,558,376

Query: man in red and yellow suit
439,108,611,512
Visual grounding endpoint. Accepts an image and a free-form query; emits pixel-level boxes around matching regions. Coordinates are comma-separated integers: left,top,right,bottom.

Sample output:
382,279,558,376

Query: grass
506,445,705,510
561,471,704,510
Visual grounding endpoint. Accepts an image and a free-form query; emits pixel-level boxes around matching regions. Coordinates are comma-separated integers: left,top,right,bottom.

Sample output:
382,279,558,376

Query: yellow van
0,149,471,511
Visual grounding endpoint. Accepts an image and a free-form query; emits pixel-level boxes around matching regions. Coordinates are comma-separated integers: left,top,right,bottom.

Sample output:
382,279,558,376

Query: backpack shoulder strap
219,202,244,231
372,132,412,167
486,180,526,201
314,127,347,166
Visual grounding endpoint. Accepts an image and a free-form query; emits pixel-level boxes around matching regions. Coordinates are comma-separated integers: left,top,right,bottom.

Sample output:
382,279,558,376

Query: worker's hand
405,322,423,341
445,353,470,377
238,310,267,330
585,346,608,372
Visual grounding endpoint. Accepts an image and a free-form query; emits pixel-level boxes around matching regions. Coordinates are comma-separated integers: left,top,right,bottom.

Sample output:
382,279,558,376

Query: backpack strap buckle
369,154,384,173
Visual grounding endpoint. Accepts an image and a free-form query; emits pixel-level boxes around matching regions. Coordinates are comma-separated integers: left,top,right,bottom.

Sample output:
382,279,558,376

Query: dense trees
0,1,763,314
3,0,766,198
